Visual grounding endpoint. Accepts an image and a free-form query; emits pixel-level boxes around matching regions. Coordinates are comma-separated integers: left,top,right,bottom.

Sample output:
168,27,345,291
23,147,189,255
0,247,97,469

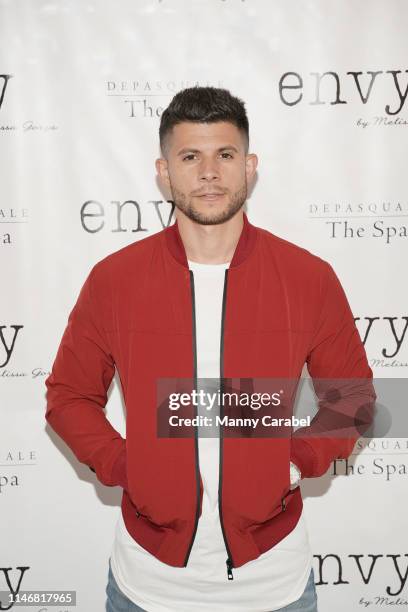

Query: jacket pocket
246,502,283,534
249,491,296,542
126,493,182,531
134,505,147,519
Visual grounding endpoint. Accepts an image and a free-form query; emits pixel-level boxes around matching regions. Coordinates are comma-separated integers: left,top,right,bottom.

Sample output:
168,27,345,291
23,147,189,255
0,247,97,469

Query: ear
245,153,258,183
155,157,170,188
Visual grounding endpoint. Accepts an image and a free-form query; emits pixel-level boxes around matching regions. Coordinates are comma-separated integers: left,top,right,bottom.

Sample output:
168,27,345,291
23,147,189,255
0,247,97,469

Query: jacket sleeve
45,263,128,490
290,260,376,478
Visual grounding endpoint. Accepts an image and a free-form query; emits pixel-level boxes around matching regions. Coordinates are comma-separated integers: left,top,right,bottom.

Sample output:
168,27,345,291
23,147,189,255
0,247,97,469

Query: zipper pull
226,557,234,580
281,497,286,512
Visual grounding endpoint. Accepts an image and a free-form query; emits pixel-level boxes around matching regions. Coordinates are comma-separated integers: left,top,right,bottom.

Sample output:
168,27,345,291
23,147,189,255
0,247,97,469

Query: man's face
156,121,258,225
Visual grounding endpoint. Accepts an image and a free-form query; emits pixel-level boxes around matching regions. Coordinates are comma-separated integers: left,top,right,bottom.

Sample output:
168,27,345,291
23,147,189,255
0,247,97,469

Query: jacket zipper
219,269,235,580
183,271,201,567
182,268,287,576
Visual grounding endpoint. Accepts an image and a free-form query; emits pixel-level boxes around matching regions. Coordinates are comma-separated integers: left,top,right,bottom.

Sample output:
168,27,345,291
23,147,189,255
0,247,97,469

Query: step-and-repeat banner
1,1,407,610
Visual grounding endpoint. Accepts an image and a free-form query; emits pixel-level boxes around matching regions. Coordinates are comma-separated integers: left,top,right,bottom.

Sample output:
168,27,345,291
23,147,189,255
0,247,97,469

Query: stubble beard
169,182,248,226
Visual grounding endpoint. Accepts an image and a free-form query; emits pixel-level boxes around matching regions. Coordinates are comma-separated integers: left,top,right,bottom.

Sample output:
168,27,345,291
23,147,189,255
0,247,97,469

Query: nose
198,157,221,182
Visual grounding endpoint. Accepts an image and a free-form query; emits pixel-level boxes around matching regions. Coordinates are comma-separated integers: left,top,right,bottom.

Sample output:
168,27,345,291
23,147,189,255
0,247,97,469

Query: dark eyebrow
176,145,239,156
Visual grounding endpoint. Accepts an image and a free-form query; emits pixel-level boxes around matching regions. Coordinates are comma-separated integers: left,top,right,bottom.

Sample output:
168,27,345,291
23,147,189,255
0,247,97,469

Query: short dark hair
159,86,249,157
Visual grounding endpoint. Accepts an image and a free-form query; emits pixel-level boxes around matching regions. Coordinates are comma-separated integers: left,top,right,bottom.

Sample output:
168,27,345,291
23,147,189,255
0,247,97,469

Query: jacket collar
164,210,258,269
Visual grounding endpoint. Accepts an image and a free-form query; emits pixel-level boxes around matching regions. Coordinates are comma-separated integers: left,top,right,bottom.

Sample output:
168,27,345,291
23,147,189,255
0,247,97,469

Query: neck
175,210,244,265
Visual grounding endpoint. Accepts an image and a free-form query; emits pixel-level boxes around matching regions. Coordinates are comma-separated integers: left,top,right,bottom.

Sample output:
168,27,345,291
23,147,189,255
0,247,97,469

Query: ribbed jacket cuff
290,438,318,478
110,447,128,490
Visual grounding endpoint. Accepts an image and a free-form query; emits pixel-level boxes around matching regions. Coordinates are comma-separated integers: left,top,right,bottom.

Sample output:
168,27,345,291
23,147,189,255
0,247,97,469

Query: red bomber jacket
45,211,375,580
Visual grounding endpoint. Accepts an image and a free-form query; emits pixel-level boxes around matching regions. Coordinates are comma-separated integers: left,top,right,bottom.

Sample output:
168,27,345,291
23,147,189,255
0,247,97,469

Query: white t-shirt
109,259,313,612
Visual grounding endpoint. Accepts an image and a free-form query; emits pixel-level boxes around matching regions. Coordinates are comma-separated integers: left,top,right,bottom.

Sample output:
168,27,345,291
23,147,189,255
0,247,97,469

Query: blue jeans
105,557,318,611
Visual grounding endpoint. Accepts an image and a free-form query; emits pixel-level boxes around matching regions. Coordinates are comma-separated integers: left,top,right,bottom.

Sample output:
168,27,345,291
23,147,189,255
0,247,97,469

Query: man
45,86,375,611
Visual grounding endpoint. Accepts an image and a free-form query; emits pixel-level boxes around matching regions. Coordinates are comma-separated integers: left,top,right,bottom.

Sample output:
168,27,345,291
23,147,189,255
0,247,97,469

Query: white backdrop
1,1,407,610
